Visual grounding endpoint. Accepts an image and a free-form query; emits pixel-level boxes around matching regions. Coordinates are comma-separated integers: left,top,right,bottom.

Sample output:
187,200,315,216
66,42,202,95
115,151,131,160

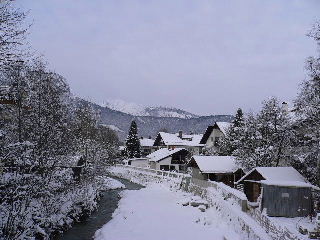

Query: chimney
178,130,183,138
282,102,289,113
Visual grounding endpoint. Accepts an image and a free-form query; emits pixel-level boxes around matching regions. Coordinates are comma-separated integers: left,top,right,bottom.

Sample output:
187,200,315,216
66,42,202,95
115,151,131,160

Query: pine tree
234,112,261,170
125,120,141,158
219,108,245,155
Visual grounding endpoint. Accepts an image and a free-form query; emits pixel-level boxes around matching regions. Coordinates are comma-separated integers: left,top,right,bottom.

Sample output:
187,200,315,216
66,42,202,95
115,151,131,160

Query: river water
57,177,143,240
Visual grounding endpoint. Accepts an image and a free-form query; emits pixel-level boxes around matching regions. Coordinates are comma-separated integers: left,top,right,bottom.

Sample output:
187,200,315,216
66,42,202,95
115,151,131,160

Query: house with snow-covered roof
236,167,319,217
147,148,190,172
188,155,244,187
153,131,204,155
200,122,231,152
125,157,149,168
139,137,156,156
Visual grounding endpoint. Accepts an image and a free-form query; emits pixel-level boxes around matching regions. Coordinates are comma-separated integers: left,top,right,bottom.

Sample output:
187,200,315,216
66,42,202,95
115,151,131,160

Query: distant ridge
104,99,199,119
79,99,233,142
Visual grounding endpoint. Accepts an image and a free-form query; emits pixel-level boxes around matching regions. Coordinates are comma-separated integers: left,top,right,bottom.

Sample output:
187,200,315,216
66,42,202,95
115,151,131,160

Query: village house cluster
122,121,320,222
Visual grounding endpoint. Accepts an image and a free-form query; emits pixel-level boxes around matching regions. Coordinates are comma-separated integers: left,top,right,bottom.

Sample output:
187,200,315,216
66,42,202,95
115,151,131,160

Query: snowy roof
191,155,239,173
140,138,155,147
236,167,316,188
200,122,231,144
147,148,187,162
156,132,185,145
154,132,204,147
260,180,319,189
128,158,149,162
216,122,231,136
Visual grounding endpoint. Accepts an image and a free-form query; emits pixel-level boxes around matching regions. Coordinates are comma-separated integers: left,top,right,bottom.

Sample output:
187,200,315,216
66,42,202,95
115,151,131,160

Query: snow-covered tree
293,22,320,186
234,98,293,170
125,120,141,158
255,97,293,167
0,0,28,67
0,61,120,239
234,112,261,170
219,108,245,156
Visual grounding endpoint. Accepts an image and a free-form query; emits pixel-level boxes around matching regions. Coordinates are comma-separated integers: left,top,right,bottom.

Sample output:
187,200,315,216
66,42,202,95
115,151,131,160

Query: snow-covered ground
99,177,126,190
94,183,243,240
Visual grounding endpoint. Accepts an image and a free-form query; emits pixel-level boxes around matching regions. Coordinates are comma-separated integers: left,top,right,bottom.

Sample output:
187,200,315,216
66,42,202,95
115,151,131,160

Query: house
153,131,204,154
0,85,14,105
200,122,231,152
188,155,244,187
236,167,319,217
147,148,190,172
125,158,149,168
139,137,156,156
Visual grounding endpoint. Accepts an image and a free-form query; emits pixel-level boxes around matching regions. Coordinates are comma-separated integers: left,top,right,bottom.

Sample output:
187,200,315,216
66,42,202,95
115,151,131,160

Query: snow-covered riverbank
60,177,142,240
94,183,243,240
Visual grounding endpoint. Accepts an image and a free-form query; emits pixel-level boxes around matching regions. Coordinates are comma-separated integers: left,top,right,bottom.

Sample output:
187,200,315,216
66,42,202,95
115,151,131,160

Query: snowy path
94,183,243,240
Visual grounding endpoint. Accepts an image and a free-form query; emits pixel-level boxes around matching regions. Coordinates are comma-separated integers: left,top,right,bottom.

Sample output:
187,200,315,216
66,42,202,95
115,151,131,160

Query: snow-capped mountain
77,98,233,141
104,99,199,119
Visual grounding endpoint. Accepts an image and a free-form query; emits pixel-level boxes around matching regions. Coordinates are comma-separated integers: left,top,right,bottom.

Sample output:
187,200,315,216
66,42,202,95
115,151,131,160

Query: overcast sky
17,0,319,115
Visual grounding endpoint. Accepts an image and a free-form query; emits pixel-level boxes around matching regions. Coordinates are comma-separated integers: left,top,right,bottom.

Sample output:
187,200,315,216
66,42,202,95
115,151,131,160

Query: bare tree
0,0,29,67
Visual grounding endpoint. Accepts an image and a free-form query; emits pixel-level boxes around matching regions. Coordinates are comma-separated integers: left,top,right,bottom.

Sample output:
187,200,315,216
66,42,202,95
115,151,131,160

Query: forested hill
77,99,233,141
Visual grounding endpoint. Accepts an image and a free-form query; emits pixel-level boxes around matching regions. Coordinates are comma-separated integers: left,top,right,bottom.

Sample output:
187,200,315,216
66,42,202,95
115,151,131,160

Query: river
57,177,143,240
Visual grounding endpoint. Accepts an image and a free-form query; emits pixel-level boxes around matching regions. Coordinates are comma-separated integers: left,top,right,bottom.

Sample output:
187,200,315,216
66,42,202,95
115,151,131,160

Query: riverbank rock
189,196,209,208
178,198,190,206
198,205,206,212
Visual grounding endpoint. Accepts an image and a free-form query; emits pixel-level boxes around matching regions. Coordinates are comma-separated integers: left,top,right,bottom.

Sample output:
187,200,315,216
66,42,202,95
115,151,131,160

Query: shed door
252,183,261,202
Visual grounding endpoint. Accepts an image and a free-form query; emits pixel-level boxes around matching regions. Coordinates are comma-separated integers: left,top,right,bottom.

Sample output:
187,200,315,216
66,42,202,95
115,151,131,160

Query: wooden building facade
236,167,319,217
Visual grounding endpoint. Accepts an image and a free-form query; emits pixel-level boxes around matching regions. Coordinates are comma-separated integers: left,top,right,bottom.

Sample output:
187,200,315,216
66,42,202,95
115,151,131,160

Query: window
211,137,214,142
170,166,176,171
179,165,186,172
160,165,169,171
214,137,220,146
172,154,186,164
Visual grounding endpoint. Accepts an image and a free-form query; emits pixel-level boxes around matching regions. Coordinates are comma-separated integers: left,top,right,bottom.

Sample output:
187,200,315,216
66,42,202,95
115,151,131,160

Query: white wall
150,156,181,171
130,159,149,168
205,129,224,151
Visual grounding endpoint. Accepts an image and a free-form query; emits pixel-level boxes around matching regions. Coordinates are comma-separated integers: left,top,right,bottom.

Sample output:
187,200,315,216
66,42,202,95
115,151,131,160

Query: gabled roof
140,138,155,147
154,132,185,146
191,155,238,173
147,148,187,162
200,122,231,144
154,132,204,147
216,122,231,135
236,167,318,189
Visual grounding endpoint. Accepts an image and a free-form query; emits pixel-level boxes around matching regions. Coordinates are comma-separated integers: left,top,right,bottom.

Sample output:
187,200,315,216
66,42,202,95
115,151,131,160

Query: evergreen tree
219,108,245,155
125,120,141,158
234,112,261,170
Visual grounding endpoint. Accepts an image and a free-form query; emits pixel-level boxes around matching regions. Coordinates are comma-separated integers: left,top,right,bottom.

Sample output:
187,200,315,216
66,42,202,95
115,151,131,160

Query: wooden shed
236,167,319,217
188,155,244,187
